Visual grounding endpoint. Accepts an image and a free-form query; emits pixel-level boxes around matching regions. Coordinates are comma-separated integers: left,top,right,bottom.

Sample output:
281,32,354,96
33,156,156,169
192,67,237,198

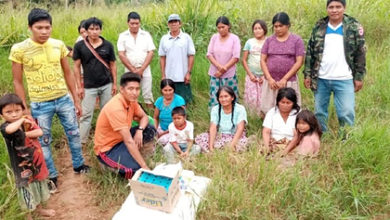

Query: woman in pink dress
207,16,241,109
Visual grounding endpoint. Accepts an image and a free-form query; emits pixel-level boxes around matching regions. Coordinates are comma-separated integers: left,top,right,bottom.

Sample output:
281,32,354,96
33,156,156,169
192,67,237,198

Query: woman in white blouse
262,87,300,153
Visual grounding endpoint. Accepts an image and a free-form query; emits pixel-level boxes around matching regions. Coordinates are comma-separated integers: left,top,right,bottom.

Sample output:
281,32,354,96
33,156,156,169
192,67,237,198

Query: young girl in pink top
283,110,322,156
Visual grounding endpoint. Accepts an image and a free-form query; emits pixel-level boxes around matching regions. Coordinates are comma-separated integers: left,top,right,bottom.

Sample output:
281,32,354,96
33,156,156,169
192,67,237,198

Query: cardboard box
130,168,181,213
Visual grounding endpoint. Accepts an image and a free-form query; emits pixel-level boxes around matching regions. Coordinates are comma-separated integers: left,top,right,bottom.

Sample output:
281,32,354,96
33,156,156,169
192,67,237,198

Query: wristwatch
138,126,144,131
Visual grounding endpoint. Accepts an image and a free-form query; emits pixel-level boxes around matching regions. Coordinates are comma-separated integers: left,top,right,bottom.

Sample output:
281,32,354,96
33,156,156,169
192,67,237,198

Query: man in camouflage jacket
303,0,366,132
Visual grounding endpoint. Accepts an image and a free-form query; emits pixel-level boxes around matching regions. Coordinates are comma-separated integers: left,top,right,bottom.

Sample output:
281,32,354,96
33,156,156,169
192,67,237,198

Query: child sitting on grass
0,94,55,219
282,109,322,157
163,107,201,163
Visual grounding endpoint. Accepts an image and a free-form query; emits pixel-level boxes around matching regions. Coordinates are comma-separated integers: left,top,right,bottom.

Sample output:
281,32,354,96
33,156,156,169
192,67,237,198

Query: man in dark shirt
73,17,117,144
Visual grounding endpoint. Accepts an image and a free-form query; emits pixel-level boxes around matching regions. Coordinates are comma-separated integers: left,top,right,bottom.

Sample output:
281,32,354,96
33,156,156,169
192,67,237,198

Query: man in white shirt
158,14,196,104
118,11,156,109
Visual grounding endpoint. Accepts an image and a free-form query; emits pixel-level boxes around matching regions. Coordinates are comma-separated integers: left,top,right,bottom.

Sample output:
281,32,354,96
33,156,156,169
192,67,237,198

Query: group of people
1,0,366,218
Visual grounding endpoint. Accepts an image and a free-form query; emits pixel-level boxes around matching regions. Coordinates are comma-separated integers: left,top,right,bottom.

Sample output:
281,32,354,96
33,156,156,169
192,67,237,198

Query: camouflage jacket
303,14,366,90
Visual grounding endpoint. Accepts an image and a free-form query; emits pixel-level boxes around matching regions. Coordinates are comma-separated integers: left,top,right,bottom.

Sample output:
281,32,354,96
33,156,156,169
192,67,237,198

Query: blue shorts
97,124,156,179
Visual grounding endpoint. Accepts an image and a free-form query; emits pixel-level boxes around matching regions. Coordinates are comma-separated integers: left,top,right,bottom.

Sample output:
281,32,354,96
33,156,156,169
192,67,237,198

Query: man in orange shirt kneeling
93,72,156,178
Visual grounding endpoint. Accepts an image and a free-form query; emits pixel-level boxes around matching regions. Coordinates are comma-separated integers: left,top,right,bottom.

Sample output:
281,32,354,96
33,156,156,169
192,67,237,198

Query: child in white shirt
163,107,201,163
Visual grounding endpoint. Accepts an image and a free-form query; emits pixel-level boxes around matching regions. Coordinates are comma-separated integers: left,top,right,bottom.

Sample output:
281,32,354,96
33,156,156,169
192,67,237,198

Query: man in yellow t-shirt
9,8,90,189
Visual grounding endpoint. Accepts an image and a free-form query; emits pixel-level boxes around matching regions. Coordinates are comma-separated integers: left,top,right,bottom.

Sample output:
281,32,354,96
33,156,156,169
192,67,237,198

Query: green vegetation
1,0,389,219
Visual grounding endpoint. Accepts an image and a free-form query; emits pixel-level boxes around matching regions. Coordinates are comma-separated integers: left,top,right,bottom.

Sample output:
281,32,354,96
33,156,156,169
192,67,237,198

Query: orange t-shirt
93,93,143,155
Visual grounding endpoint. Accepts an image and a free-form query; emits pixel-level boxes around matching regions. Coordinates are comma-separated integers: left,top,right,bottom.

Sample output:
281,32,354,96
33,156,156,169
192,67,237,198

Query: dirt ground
42,146,119,220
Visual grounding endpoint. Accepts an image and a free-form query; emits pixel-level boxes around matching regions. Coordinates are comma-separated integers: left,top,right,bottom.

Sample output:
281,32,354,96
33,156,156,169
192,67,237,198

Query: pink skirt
244,75,263,116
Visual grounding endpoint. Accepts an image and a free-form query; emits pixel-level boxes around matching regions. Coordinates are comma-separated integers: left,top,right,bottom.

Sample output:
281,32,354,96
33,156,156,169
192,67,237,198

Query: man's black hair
120,72,141,86
84,17,103,30
327,0,346,7
28,8,52,27
127,11,141,22
0,93,25,114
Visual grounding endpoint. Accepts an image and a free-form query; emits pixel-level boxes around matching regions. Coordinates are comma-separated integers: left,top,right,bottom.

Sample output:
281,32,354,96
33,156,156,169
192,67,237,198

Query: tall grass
0,0,389,219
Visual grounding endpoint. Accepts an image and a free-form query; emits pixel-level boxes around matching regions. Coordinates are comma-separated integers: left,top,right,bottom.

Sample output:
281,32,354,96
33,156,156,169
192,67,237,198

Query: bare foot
37,208,56,217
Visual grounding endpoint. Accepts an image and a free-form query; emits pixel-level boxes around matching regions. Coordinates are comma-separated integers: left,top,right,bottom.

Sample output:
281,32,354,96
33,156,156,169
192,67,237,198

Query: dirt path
44,146,117,220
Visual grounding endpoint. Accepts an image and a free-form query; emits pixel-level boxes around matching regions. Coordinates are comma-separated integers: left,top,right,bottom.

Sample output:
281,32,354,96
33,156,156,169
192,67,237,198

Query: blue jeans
31,94,85,178
314,79,355,132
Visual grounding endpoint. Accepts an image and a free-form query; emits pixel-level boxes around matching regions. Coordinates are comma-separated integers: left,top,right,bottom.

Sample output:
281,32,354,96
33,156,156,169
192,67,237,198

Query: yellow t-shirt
9,38,69,102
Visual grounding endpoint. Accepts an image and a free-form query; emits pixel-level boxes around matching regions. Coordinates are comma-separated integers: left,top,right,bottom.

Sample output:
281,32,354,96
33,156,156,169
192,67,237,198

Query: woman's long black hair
216,86,237,132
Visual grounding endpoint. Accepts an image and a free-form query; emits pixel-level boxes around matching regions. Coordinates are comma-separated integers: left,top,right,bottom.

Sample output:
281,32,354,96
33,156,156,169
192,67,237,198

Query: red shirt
1,116,48,187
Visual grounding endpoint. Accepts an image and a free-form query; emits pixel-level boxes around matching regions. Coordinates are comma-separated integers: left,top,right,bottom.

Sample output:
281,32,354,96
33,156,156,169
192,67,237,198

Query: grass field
0,0,389,219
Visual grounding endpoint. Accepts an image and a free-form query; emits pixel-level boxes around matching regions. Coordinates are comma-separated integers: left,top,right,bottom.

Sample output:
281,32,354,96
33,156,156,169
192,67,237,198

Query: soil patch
43,146,117,220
